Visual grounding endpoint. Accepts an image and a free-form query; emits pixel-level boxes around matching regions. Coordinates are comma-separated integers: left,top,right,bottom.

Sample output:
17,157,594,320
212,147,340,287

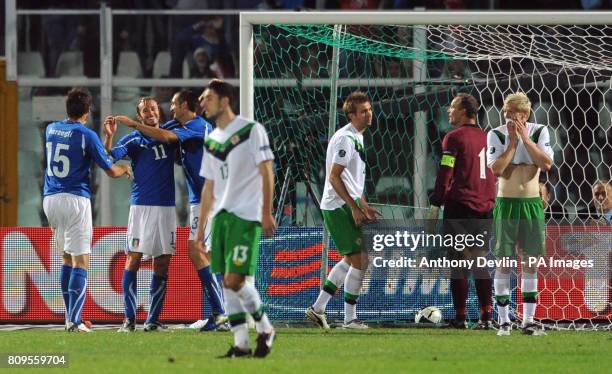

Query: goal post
241,11,612,328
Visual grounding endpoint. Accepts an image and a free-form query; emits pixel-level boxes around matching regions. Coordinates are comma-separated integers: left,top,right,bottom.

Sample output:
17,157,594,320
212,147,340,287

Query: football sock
215,273,225,313
494,270,511,324
68,267,87,325
343,267,364,323
225,288,250,350
313,260,349,313
122,269,137,320
237,282,273,334
60,264,72,321
450,278,469,321
521,274,538,326
145,274,167,324
474,277,493,321
198,266,224,316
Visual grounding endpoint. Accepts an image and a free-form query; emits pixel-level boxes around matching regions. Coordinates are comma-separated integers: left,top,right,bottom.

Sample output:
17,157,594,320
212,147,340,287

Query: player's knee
62,252,72,266
222,274,244,291
125,253,142,272
153,255,171,277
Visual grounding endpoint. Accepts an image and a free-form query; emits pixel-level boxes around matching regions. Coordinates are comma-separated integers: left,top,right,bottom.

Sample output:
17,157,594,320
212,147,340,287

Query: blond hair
342,91,370,117
503,92,531,114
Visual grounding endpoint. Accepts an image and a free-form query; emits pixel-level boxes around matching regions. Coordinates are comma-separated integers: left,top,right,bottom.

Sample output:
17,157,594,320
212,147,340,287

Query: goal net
245,13,611,329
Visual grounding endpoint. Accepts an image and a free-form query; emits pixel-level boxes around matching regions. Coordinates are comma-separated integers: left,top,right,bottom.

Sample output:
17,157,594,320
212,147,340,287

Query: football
415,306,443,324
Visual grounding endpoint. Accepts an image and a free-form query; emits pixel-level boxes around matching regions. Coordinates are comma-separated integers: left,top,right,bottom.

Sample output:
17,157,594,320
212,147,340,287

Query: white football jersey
199,116,274,222
321,123,366,210
487,122,554,168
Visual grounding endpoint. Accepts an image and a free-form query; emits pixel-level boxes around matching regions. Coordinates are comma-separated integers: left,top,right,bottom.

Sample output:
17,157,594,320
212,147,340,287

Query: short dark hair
66,88,92,119
175,89,199,112
455,93,479,119
207,79,234,106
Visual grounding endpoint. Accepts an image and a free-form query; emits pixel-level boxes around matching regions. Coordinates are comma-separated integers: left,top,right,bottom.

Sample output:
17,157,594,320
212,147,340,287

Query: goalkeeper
428,93,496,329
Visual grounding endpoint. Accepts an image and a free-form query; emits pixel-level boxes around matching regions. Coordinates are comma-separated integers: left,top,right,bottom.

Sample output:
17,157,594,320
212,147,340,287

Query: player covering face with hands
306,91,380,331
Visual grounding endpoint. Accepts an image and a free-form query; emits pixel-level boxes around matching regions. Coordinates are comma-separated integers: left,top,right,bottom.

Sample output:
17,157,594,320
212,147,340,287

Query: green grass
0,327,610,373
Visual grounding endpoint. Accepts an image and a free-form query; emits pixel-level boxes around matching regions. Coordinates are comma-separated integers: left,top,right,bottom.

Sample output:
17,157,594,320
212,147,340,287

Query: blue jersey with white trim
43,120,113,198
110,131,176,206
162,117,213,205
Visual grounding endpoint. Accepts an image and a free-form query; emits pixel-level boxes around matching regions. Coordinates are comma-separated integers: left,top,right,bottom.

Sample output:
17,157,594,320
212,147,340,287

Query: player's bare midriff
497,164,540,198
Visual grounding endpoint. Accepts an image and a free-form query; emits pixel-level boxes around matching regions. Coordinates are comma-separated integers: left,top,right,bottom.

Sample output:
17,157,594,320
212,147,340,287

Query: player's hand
122,164,133,179
363,205,381,222
104,116,117,136
351,207,367,227
515,121,529,142
194,227,205,252
262,213,277,237
506,119,519,146
114,115,138,128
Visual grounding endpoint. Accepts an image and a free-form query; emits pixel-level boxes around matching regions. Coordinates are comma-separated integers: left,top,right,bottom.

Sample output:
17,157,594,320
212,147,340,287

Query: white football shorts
189,204,211,251
43,193,92,256
127,205,176,258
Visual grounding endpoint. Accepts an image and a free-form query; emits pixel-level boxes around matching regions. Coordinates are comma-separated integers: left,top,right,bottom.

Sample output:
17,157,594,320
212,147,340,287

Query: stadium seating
55,51,84,77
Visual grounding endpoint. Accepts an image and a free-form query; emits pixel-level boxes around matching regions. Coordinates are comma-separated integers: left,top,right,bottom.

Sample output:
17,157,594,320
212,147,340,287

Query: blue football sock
68,267,87,325
198,266,224,316
60,264,72,321
122,270,137,320
215,273,225,314
145,274,167,324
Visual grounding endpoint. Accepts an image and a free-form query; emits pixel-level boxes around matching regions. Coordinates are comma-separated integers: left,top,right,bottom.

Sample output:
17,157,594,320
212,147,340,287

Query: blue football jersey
162,117,213,205
110,131,176,206
43,120,113,198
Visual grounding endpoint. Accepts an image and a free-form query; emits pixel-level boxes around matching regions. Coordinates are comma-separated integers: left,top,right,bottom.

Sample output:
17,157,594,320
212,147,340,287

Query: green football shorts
493,197,546,257
211,210,261,275
322,201,363,256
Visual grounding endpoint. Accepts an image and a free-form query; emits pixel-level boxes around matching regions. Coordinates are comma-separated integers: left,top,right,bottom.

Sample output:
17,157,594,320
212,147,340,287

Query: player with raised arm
196,79,276,358
305,91,379,330
103,97,177,332
43,88,132,333
114,90,226,331
428,93,496,329
487,92,554,336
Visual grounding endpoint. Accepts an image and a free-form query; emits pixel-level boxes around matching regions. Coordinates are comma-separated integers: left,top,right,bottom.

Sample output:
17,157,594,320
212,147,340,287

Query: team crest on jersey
131,238,140,248
230,135,240,145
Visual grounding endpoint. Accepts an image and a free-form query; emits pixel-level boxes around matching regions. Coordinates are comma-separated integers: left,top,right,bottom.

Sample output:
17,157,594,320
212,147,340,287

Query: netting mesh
253,23,611,328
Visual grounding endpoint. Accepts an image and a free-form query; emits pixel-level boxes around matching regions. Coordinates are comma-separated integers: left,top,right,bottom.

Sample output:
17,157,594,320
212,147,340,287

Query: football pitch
1,327,610,372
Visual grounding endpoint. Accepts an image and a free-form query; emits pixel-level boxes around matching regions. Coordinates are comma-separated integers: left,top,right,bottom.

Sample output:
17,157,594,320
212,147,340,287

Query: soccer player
428,93,496,329
114,90,226,331
591,180,611,224
43,88,132,332
487,92,554,336
305,91,379,330
103,97,176,332
196,79,276,358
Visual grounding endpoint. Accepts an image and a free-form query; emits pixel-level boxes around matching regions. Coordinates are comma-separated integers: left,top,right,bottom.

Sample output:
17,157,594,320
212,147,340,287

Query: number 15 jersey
200,116,274,222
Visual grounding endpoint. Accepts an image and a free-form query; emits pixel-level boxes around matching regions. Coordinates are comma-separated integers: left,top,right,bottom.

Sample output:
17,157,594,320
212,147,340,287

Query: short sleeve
172,124,202,142
330,135,355,167
86,130,113,170
200,151,215,180
109,133,135,162
486,130,503,167
536,126,555,162
250,123,274,165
